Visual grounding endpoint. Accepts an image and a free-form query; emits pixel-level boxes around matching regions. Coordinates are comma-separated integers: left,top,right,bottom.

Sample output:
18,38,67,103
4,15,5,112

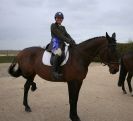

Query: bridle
101,43,120,66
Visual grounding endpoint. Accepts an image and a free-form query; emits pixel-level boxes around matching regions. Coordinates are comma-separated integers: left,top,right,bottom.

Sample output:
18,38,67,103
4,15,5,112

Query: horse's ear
112,32,116,39
106,32,110,39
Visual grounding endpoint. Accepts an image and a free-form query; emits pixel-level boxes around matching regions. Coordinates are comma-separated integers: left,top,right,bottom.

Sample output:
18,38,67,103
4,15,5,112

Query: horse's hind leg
23,78,34,112
127,73,133,95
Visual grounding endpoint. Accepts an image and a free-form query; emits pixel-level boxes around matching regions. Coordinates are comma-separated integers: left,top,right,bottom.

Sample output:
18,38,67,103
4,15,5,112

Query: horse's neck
76,37,106,64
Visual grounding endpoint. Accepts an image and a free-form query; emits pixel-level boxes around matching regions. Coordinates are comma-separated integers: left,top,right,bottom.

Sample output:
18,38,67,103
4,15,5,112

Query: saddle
42,45,69,66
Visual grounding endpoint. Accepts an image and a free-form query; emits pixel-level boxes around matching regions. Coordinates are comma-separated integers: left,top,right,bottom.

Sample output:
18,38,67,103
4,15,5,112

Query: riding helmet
54,12,64,19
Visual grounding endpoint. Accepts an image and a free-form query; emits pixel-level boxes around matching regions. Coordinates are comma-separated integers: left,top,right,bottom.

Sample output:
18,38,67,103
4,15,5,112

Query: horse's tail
8,57,21,77
118,58,127,87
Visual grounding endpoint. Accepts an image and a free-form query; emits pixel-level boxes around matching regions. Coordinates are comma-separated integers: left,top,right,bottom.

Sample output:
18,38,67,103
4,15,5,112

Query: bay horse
118,51,133,95
8,32,119,121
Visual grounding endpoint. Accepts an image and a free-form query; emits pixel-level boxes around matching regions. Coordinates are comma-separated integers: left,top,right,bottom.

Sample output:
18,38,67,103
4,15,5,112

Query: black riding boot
52,55,62,80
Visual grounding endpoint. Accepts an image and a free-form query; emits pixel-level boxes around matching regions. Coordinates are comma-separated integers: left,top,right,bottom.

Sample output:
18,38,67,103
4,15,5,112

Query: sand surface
0,63,133,121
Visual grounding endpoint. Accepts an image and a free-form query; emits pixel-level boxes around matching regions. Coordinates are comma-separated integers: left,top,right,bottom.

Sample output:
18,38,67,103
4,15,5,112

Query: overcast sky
0,0,133,50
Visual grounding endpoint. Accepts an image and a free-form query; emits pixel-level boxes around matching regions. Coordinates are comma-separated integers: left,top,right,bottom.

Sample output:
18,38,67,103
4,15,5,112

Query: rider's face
55,17,63,25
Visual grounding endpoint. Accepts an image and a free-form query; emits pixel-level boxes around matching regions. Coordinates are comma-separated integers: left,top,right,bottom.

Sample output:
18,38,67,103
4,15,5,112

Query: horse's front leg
67,80,83,121
122,81,127,94
127,73,133,95
23,79,32,112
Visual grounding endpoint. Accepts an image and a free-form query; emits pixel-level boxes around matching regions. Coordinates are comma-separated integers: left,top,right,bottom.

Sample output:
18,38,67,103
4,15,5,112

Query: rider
49,12,76,79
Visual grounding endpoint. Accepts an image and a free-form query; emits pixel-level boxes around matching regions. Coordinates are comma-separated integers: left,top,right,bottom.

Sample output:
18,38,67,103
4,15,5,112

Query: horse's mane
86,36,105,41
78,36,105,45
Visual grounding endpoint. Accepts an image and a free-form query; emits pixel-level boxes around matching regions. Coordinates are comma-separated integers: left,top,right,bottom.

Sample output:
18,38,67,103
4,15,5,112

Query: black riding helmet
55,12,64,19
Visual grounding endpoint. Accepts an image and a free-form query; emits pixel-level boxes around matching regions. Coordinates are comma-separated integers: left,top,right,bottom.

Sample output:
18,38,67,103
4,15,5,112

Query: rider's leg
52,48,63,80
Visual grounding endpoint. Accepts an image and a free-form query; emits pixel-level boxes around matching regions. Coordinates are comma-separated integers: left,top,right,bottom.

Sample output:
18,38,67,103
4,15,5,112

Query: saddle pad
42,46,69,66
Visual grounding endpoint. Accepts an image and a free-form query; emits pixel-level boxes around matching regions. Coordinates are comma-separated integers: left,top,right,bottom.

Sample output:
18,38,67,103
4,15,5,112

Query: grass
0,56,15,63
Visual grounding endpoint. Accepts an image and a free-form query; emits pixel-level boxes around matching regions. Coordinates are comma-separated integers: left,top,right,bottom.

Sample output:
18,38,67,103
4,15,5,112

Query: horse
118,51,133,95
8,32,119,121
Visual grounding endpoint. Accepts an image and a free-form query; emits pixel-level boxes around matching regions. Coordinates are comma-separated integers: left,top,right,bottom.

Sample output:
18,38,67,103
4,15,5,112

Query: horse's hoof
123,91,127,94
25,107,32,112
31,86,37,91
31,83,37,91
72,118,81,121
130,91,133,96
74,119,81,121
71,116,81,121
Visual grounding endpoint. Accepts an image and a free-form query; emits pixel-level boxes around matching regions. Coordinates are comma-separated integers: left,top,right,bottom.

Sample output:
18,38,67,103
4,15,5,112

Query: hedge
0,56,15,63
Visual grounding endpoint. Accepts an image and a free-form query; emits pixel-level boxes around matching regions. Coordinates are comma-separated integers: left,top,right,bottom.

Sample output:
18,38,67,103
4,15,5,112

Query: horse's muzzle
109,64,119,74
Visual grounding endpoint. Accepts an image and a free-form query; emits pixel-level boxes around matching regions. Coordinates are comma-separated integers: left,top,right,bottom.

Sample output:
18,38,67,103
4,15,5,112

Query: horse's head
99,32,119,74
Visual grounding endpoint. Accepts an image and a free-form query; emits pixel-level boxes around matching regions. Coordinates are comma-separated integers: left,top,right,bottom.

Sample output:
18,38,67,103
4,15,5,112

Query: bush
93,43,133,62
0,56,15,63
117,43,133,56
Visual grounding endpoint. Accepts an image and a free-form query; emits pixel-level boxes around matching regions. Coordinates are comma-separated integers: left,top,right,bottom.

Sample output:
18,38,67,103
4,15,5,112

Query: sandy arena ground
0,63,133,121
